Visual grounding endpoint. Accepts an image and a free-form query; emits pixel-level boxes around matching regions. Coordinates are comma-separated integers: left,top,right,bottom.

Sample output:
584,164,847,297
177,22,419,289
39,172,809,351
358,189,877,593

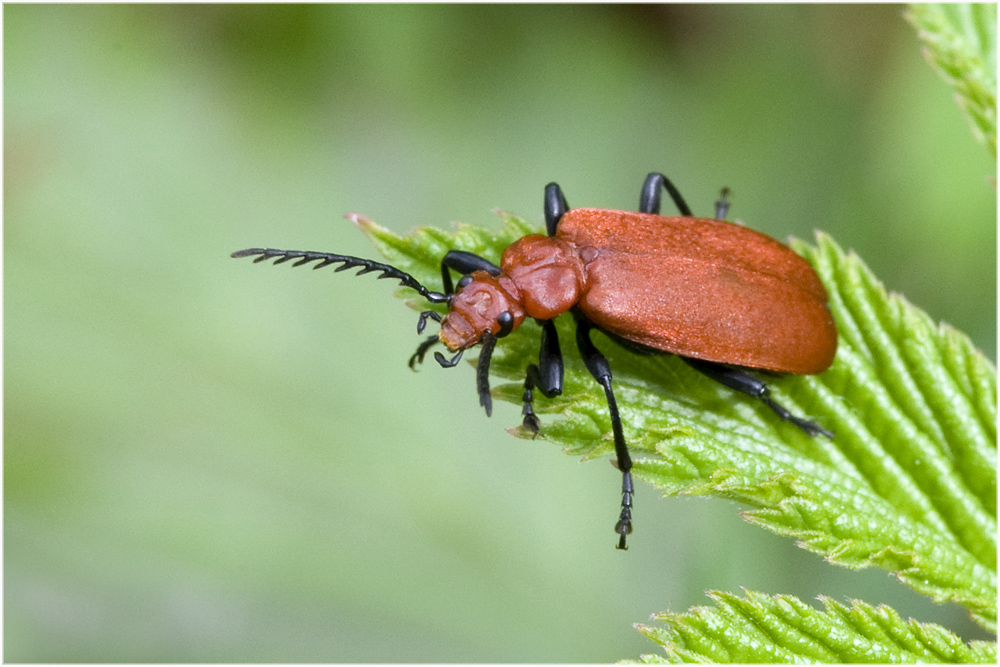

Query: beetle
233,172,838,549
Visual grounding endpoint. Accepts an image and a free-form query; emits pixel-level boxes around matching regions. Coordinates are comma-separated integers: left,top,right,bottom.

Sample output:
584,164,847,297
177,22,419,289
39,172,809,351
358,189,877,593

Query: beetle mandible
233,172,838,550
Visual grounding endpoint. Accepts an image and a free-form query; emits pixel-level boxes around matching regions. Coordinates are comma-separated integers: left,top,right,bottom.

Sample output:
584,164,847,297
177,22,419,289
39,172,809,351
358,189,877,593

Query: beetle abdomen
559,209,837,374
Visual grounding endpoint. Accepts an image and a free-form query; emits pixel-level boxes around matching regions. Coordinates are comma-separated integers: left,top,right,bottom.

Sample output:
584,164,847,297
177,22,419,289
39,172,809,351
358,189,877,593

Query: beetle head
421,270,525,418
438,271,525,351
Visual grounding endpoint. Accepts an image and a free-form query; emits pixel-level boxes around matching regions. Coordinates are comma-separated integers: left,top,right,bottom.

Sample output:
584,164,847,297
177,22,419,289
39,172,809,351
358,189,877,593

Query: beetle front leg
574,315,633,550
440,250,501,294
408,334,440,369
522,319,563,432
682,357,833,439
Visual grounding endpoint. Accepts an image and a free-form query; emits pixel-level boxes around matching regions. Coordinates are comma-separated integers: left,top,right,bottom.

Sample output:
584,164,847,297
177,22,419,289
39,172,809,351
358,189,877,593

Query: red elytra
233,172,838,550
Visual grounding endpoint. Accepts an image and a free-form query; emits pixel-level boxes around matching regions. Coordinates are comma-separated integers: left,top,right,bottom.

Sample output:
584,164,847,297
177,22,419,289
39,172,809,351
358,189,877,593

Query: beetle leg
682,357,834,439
443,249,501,277
476,331,499,417
440,250,501,295
639,173,693,217
715,187,731,220
544,183,569,236
522,319,564,433
434,348,464,368
408,335,440,370
574,315,634,550
416,310,441,334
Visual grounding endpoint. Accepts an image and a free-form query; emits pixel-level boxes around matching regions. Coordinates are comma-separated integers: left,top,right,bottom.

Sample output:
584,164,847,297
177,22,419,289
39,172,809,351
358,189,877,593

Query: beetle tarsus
520,367,544,435
521,368,541,432
715,187,732,220
522,412,541,435
762,396,834,439
434,349,464,368
683,357,832,439
615,470,634,550
416,310,441,334
409,335,439,370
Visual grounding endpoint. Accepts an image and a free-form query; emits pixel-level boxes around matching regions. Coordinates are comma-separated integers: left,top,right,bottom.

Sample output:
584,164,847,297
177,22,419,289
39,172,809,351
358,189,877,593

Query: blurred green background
5,4,995,662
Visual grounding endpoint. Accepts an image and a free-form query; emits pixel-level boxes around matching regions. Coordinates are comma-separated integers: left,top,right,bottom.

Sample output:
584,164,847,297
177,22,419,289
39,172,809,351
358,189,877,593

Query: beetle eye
457,275,473,290
496,310,514,338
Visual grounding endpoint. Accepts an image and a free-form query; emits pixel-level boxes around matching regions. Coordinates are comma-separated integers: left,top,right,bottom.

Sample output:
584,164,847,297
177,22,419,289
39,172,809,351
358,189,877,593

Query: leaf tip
345,212,388,239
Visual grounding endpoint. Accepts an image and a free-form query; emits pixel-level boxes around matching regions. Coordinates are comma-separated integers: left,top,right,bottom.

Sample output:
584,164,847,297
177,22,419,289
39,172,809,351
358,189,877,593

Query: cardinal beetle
233,173,838,549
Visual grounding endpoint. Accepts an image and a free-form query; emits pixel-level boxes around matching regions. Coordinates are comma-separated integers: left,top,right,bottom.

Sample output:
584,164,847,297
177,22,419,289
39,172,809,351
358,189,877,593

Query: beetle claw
614,518,632,550
522,414,541,435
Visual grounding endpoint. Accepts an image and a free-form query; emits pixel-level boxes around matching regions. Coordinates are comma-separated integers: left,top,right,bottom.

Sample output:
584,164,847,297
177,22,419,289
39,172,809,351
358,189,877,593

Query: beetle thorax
439,272,526,350
501,235,585,321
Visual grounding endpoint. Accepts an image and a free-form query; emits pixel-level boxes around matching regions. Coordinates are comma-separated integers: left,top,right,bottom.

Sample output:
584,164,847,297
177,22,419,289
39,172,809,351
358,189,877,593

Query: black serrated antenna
231,248,449,303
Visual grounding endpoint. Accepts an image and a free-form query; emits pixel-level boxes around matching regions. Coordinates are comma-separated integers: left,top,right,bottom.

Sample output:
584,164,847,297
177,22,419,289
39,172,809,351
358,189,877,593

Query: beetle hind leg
639,173,693,217
683,357,833,439
714,187,731,220
760,395,833,439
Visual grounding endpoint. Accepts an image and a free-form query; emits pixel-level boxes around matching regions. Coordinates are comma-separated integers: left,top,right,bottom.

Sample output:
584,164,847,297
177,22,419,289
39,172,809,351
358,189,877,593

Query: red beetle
233,173,838,549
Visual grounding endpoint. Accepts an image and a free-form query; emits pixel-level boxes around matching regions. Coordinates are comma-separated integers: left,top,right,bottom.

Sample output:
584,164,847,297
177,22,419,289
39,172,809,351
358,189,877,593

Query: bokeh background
5,4,995,662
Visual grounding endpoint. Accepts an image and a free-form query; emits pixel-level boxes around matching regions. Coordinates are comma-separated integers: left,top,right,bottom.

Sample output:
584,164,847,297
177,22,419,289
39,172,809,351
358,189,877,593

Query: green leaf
356,212,997,631
906,3,997,157
633,590,996,664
